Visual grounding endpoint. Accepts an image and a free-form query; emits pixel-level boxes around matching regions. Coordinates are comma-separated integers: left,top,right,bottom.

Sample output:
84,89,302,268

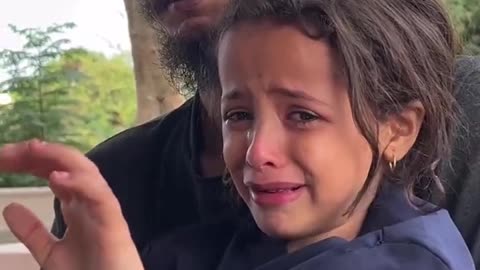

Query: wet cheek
222,130,248,173
223,131,250,201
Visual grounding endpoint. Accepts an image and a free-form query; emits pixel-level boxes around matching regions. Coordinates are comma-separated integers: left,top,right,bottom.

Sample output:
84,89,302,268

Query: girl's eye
289,111,320,122
224,111,253,122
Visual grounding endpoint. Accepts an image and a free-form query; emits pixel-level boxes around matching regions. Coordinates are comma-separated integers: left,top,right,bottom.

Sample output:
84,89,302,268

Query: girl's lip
248,182,306,192
249,184,306,207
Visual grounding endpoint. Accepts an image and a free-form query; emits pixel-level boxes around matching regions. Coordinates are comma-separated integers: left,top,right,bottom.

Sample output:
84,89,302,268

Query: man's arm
49,116,165,241
443,56,480,267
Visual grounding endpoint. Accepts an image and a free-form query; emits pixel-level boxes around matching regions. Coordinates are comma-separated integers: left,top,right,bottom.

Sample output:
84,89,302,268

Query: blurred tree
0,23,84,186
0,24,137,187
0,23,80,144
52,48,137,148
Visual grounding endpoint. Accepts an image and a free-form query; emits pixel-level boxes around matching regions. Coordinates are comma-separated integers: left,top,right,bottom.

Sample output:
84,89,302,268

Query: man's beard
157,31,219,96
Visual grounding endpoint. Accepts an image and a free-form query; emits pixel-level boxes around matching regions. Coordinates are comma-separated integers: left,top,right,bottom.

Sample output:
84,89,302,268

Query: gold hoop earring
389,155,397,171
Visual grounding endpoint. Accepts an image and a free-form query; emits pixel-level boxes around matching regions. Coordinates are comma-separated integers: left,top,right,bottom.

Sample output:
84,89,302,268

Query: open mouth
256,186,304,194
249,183,306,206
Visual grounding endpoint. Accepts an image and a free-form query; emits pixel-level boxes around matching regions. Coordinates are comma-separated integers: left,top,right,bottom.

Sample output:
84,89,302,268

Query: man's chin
158,20,215,94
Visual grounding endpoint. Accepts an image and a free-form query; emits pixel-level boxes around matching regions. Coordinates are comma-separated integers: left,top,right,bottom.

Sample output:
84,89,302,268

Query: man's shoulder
447,55,480,267
455,55,480,83
86,98,194,165
296,211,472,270
84,98,196,189
455,56,480,102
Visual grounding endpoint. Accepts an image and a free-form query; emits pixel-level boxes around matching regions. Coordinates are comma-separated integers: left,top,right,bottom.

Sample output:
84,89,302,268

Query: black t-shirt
442,56,480,267
51,93,243,250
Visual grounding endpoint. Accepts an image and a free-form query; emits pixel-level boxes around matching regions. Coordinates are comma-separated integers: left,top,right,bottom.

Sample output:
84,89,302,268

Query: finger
1,140,121,221
48,171,73,203
49,168,115,208
0,139,96,179
50,171,122,230
3,203,57,267
22,143,112,203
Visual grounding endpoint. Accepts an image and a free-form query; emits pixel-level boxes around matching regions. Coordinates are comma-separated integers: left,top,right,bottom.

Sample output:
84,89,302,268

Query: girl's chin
256,220,301,240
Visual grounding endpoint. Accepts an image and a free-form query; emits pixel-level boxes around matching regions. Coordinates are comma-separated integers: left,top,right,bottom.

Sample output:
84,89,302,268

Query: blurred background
0,0,478,269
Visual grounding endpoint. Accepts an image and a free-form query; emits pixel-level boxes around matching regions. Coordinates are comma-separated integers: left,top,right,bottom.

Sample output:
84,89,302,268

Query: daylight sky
0,0,132,102
1,0,131,55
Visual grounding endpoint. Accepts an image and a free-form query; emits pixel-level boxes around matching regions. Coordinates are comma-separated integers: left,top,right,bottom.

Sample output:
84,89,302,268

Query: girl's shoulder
254,210,473,270
257,182,474,270
343,209,473,270
340,183,474,270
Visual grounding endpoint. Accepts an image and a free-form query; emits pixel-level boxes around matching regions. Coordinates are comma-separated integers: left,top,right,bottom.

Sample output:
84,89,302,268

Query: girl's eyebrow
222,87,330,108
267,87,331,108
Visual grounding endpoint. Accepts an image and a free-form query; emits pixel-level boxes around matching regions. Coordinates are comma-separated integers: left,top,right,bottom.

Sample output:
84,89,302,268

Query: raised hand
0,140,144,270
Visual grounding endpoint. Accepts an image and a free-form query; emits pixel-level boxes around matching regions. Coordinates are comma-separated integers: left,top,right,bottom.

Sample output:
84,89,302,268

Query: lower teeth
265,188,296,193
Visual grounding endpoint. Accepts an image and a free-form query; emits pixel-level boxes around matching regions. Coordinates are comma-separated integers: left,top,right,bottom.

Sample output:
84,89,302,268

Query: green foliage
0,24,136,187
447,0,480,54
0,23,82,187
51,48,136,148
0,23,78,142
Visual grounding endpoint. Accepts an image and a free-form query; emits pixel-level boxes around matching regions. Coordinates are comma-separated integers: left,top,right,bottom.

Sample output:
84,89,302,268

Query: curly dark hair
215,0,461,211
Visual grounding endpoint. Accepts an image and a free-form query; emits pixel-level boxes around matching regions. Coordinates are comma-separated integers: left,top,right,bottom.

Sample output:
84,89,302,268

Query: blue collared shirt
142,184,474,270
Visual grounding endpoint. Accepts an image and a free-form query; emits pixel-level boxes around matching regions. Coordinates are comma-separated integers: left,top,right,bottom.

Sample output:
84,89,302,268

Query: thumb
3,203,57,267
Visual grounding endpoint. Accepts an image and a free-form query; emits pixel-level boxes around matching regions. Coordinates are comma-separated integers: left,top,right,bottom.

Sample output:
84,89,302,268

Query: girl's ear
378,101,425,164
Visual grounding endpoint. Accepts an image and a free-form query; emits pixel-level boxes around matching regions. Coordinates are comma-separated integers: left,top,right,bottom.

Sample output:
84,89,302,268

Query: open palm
1,140,144,270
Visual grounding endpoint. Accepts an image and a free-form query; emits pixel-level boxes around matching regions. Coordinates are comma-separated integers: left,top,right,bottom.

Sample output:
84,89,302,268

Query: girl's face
218,21,381,250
